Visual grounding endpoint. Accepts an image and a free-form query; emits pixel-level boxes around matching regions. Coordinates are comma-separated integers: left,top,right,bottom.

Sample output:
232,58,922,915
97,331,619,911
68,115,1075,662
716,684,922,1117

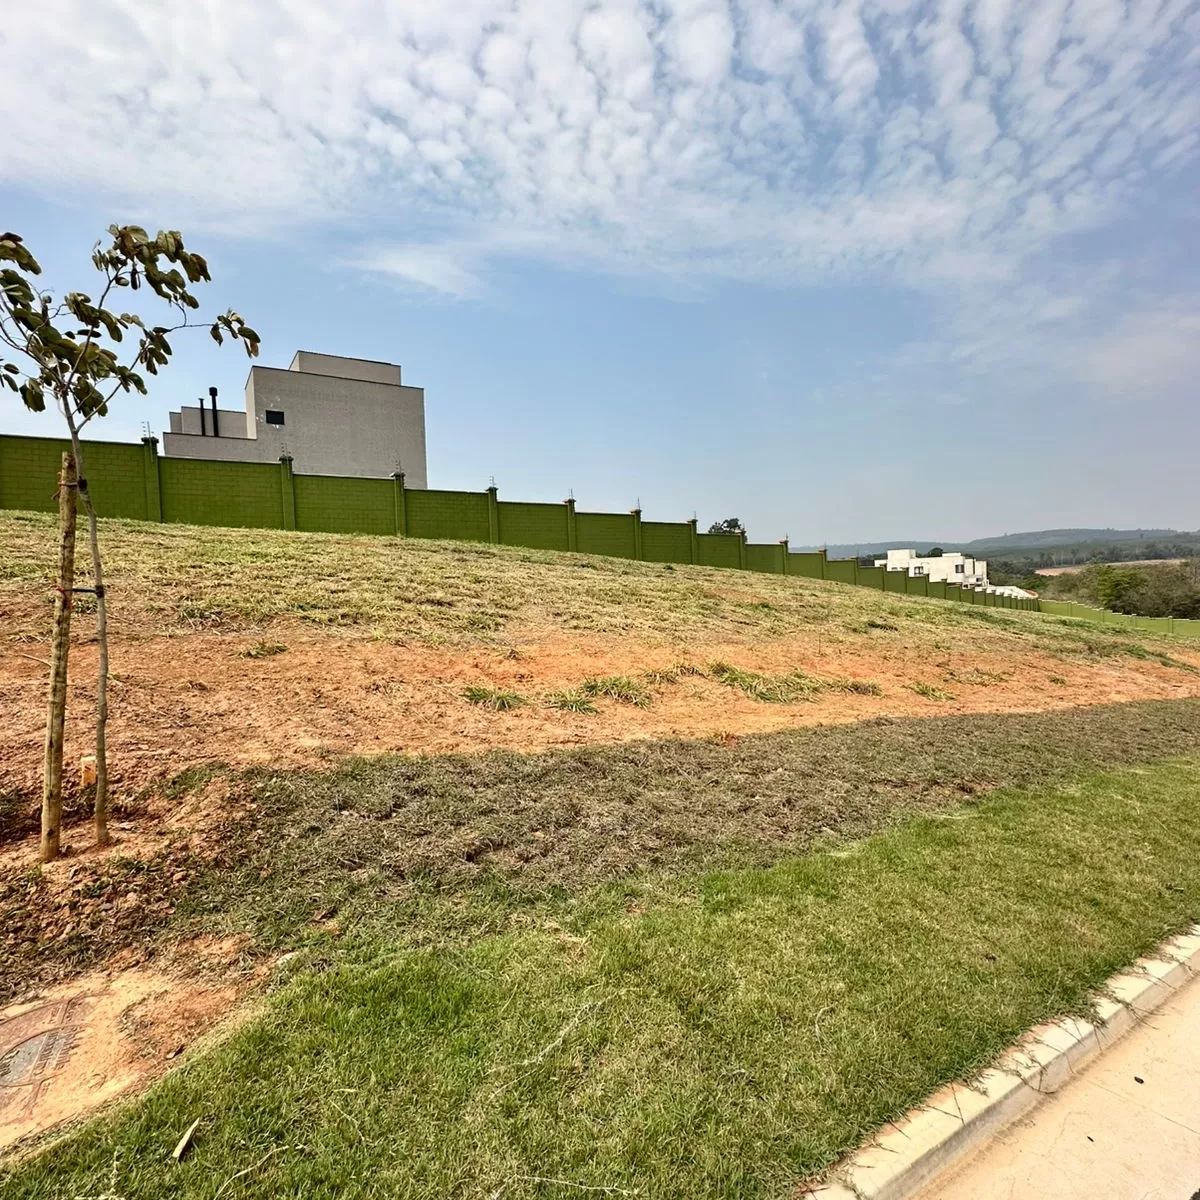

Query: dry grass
3,512,1196,670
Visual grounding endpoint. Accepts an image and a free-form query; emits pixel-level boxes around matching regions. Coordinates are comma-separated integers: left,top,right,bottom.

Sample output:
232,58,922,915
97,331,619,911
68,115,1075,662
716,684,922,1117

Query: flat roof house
875,548,989,587
162,351,427,485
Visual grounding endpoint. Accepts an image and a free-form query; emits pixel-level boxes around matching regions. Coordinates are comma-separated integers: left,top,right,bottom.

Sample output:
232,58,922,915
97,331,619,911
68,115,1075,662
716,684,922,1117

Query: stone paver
920,970,1200,1200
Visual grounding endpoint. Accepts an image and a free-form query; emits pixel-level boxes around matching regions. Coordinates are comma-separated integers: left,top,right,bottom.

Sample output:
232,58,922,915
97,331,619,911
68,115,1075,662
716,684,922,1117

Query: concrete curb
811,925,1200,1200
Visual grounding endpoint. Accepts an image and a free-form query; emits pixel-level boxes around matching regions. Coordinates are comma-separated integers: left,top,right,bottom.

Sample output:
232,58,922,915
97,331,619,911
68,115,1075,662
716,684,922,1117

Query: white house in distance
874,548,1037,600
876,548,989,586
162,351,428,485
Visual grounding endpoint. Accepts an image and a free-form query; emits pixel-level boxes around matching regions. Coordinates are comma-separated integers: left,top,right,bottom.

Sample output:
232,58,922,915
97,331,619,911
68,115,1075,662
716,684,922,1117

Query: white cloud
349,243,485,298
0,0,1196,307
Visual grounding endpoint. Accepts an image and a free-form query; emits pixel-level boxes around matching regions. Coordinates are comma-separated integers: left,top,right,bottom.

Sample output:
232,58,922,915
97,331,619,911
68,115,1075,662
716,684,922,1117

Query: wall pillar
565,497,577,551
819,548,828,579
631,508,643,560
279,455,296,530
688,517,699,564
392,471,407,536
738,531,747,571
778,538,788,574
141,436,162,522
487,485,500,543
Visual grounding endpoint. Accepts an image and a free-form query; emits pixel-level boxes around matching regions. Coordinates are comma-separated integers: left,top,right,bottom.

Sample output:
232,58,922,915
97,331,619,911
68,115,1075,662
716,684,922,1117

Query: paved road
922,970,1200,1200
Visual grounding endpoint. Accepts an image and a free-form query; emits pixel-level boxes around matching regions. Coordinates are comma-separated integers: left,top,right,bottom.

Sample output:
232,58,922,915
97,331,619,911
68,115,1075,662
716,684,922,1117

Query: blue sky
2,0,1199,543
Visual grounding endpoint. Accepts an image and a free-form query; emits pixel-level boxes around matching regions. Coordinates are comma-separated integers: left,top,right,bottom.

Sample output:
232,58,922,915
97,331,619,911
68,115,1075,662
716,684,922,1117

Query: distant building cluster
875,549,1036,600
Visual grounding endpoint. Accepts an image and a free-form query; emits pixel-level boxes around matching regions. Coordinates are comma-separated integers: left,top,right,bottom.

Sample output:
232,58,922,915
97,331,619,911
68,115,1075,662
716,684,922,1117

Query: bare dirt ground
3,625,1199,813
0,949,253,1153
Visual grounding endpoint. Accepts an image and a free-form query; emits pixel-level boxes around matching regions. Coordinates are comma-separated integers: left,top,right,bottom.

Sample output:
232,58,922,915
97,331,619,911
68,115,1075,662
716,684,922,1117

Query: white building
875,548,989,587
163,351,428,485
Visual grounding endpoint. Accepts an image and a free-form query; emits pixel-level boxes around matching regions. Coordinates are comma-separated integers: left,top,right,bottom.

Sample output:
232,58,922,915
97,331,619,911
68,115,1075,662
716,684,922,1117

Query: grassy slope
5,514,1200,1196
1,512,1196,671
6,755,1200,1199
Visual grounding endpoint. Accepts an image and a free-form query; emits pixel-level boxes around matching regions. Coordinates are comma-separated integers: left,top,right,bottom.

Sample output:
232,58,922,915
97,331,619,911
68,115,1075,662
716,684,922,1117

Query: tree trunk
69,432,112,848
41,452,78,863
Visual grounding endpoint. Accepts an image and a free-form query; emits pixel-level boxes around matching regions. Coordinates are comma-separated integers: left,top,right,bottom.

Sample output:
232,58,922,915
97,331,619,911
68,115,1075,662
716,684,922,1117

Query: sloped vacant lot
3,513,1200,1196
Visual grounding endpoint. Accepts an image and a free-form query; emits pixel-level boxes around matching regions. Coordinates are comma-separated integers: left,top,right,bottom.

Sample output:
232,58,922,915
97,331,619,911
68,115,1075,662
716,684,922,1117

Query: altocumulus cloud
2,0,1198,304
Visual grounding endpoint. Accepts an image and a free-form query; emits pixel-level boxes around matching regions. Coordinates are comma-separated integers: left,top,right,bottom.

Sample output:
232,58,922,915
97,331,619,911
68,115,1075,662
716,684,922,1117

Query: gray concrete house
162,351,428,485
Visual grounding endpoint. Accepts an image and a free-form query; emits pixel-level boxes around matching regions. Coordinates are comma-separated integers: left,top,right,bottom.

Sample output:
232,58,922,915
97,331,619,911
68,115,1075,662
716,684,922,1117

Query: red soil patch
0,961,249,1153
2,629,1198,815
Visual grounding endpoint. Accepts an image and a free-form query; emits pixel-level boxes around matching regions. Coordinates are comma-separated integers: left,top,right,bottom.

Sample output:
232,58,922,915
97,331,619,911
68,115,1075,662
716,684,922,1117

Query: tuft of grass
642,666,682,685
462,685,527,711
943,666,1010,686
834,678,884,696
908,681,956,702
579,676,652,707
9,754,1200,1199
1048,675,1068,686
241,640,288,659
865,618,899,631
544,690,597,714
709,661,825,703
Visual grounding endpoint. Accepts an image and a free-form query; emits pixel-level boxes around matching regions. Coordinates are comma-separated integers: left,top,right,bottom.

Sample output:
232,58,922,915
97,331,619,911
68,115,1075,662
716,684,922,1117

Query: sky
2,0,1199,544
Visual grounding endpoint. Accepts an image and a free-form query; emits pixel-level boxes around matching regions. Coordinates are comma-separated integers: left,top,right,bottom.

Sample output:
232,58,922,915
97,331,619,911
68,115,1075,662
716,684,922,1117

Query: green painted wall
160,458,283,528
745,543,784,574
824,558,857,585
575,511,636,559
405,489,491,542
21,433,1164,630
788,552,825,579
696,533,742,569
294,475,394,536
497,501,570,552
641,520,693,564
0,434,150,519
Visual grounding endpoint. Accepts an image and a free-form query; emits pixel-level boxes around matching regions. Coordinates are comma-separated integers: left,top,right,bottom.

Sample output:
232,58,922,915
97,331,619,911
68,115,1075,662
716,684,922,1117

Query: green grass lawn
7,743,1200,1199
8,700,1200,999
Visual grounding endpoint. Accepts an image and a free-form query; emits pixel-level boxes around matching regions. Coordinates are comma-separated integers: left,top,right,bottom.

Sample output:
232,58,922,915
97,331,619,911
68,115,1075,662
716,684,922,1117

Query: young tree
0,228,259,862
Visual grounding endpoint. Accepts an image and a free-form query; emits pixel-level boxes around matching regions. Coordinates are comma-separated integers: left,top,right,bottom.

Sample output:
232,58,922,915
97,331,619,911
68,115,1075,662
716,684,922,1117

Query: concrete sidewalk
921,970,1200,1200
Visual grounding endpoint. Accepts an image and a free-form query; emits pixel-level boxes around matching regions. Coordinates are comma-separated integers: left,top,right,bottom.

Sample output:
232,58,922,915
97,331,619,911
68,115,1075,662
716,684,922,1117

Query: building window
913,566,924,575
264,410,285,426
955,563,964,573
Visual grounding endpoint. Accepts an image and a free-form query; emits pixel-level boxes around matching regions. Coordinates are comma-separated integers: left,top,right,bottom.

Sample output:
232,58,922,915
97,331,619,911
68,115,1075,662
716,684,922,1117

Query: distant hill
961,528,1192,552
795,529,1198,559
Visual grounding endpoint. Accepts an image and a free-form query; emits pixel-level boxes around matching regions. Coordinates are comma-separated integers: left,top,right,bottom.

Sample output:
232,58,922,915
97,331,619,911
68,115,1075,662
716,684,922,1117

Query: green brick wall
641,520,693,564
0,434,150,519
928,581,948,601
696,533,742,569
787,552,825,579
497,501,570,551
745,543,784,574
824,558,857,585
160,458,283,528
294,475,394,536
405,489,491,542
408,489,492,542
0,434,1080,627
576,511,636,559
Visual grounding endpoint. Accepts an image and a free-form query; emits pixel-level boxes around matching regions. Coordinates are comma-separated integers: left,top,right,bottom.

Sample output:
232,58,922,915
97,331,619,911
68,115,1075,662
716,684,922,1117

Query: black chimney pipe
199,398,207,436
209,386,220,437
